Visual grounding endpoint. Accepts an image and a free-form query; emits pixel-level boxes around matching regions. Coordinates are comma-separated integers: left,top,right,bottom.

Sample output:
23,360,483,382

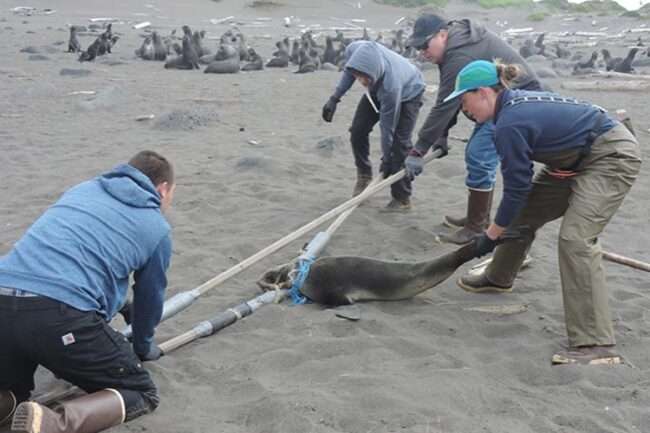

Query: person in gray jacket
404,15,543,242
322,40,425,210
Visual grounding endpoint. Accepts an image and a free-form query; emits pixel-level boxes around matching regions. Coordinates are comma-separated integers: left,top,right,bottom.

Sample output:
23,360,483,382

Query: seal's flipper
332,304,361,321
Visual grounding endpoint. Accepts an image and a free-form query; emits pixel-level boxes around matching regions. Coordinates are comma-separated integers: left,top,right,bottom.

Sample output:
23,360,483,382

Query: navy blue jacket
493,89,616,227
0,164,172,356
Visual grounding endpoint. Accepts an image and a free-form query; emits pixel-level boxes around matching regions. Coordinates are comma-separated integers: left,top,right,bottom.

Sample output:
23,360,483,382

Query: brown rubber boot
438,189,493,245
11,389,125,433
0,390,16,426
352,171,373,197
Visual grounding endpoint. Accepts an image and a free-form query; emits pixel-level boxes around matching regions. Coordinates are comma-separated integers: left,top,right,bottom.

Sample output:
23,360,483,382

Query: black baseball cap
406,14,448,50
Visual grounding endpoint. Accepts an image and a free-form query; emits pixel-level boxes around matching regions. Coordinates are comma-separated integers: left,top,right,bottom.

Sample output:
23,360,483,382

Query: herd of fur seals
61,19,650,79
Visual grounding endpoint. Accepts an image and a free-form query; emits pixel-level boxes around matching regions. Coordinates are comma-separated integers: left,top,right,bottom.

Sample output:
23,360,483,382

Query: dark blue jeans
465,121,499,191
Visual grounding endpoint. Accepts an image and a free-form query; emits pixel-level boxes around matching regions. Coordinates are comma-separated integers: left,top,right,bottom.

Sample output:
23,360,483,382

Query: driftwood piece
593,71,650,81
561,80,650,91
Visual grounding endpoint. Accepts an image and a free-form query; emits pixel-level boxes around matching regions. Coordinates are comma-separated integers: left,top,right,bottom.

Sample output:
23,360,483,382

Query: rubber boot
443,214,466,229
439,189,493,245
0,390,16,426
352,170,373,197
11,389,125,433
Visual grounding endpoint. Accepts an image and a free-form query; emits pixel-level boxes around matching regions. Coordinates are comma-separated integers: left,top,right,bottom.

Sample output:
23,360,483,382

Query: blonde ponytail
494,59,521,89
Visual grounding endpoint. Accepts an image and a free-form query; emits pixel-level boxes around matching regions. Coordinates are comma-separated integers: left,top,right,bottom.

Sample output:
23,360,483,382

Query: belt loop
59,301,68,315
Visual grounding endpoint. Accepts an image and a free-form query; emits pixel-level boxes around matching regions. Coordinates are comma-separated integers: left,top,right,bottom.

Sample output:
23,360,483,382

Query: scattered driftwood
561,80,650,91
593,70,650,81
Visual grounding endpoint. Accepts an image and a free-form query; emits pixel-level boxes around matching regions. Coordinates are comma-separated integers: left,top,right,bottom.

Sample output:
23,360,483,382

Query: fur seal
290,39,300,65
204,44,240,73
257,243,477,306
613,47,641,73
68,26,80,53
220,29,249,61
266,42,289,67
601,49,621,71
323,36,336,64
241,47,263,71
164,33,200,70
572,51,598,74
79,24,113,62
135,35,154,59
152,32,167,60
295,49,317,73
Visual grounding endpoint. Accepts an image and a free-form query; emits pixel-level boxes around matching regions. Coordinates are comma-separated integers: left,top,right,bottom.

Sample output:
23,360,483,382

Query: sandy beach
1,0,650,432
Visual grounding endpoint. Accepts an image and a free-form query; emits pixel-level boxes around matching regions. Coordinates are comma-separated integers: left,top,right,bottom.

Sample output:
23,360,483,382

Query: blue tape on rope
289,256,314,305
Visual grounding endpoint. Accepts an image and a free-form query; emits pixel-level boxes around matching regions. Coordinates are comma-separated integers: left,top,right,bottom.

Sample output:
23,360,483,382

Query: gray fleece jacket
332,41,425,157
414,19,542,154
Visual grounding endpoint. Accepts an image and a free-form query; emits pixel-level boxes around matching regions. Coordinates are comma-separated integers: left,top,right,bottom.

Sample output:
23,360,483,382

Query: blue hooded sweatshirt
0,164,172,356
332,41,425,157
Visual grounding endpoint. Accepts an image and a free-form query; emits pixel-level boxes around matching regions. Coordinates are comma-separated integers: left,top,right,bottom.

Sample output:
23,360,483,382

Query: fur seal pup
266,42,289,67
192,30,210,57
572,51,598,74
204,44,240,73
601,49,621,71
164,34,200,70
554,43,571,59
290,39,300,65
295,49,317,73
241,48,263,71
258,243,478,306
135,35,154,59
323,36,336,64
613,47,641,73
182,27,200,68
152,32,167,61
68,26,80,53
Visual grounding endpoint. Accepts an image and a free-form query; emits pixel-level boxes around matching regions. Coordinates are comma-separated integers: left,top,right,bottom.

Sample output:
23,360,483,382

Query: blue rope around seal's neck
288,256,314,305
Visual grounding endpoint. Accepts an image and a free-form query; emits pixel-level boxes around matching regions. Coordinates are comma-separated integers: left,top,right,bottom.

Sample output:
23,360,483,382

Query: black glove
432,137,449,158
473,232,499,258
118,300,133,326
137,344,163,362
322,96,339,122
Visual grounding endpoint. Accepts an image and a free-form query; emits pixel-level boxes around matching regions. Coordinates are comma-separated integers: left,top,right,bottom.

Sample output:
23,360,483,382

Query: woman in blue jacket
447,60,641,364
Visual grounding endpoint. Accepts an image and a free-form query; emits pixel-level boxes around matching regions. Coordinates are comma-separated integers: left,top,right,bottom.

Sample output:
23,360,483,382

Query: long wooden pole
36,175,388,405
603,251,650,272
121,148,444,338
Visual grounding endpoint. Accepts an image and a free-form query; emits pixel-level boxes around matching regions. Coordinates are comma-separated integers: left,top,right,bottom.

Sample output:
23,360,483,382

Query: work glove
472,232,499,258
322,96,339,122
137,343,163,362
118,300,133,326
404,148,425,180
432,137,449,158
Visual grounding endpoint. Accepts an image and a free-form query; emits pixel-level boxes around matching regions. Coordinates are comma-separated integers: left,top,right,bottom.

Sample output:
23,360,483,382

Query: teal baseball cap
443,60,499,103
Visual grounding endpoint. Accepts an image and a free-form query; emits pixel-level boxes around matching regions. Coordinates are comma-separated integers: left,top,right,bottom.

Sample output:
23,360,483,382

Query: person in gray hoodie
404,15,543,243
322,40,425,210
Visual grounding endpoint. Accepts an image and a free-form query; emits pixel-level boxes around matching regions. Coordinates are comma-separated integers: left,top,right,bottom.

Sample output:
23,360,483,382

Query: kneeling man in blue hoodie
0,150,175,433
322,40,425,211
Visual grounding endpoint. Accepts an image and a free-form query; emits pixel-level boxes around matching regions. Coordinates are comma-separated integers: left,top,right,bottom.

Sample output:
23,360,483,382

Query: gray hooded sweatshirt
414,19,542,154
332,41,425,157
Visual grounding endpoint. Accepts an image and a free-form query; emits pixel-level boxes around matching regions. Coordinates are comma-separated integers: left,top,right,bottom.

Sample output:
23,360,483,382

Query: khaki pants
485,124,642,347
